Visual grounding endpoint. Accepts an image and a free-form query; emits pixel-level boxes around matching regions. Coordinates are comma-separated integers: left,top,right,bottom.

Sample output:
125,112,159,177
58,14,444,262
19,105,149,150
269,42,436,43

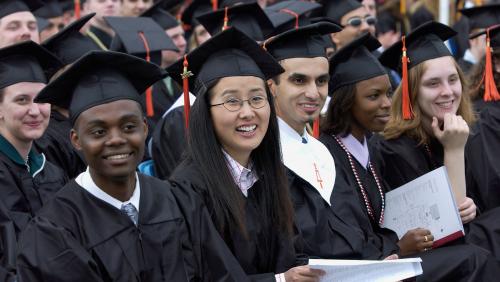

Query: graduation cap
0,40,62,89
196,2,274,41
263,21,342,61
35,51,167,124
42,13,100,65
166,27,284,129
105,16,178,65
105,16,178,116
34,0,63,18
141,0,180,30
460,4,500,37
379,21,456,119
181,0,212,30
264,0,322,35
0,0,43,19
36,16,50,31
217,0,256,9
329,32,386,93
321,0,363,23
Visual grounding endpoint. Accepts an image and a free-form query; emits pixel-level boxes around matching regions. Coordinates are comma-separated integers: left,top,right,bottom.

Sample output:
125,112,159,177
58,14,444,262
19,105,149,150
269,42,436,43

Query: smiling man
0,0,43,48
17,51,249,281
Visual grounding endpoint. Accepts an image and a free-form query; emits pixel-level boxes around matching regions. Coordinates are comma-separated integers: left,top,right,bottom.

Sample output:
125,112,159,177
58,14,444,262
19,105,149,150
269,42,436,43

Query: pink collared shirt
222,150,258,197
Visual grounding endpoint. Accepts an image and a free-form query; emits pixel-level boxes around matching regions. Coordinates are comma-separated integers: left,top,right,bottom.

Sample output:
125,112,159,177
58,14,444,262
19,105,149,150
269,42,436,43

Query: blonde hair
383,57,475,144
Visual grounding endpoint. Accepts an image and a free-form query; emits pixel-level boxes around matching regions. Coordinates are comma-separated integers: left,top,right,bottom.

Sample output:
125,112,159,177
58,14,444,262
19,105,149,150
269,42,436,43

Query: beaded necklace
333,135,385,225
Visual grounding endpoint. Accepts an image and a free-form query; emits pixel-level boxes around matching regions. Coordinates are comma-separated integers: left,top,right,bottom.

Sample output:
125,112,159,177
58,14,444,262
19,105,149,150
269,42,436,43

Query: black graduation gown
86,26,112,50
466,101,500,211
458,57,474,76
144,79,182,132
0,150,67,279
287,167,391,260
17,174,249,282
170,160,298,281
321,133,500,281
151,106,187,179
371,133,500,262
34,110,86,179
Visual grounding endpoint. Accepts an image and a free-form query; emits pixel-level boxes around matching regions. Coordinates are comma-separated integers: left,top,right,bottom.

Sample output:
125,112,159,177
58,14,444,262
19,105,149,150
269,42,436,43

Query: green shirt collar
0,134,45,176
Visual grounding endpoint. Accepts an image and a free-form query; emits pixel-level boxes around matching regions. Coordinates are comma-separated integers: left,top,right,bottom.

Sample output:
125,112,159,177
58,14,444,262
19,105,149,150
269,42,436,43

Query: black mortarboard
181,0,212,30
34,0,63,18
105,16,178,65
263,21,342,61
218,0,256,8
321,0,363,23
265,0,322,35
461,4,500,35
166,27,284,93
160,0,183,11
42,13,100,65
330,32,387,92
0,0,43,19
35,51,167,124
36,16,50,31
379,21,456,72
141,0,179,30
196,2,274,41
0,40,62,89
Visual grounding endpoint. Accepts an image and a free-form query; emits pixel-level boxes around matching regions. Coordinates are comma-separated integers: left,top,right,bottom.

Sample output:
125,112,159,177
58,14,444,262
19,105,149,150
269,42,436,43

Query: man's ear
330,32,341,47
267,79,277,97
70,129,82,151
142,117,148,138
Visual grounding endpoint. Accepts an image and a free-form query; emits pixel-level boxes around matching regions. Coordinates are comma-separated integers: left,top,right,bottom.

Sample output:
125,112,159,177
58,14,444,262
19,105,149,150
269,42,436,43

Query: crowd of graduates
3,0,500,281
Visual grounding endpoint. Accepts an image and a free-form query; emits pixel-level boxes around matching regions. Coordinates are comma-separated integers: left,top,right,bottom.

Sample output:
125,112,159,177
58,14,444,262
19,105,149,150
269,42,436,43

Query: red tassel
74,0,80,19
138,32,154,117
483,28,500,101
401,36,413,120
313,118,320,139
222,6,229,31
279,8,299,29
181,55,193,130
211,0,218,11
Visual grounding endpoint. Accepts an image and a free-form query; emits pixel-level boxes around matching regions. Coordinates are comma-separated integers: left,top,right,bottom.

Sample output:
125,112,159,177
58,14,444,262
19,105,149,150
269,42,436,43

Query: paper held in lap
382,166,464,247
309,258,422,282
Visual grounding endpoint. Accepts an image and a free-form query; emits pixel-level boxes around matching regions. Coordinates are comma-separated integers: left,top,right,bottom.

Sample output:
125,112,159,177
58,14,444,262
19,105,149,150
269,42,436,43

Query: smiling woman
0,40,67,279
168,28,324,281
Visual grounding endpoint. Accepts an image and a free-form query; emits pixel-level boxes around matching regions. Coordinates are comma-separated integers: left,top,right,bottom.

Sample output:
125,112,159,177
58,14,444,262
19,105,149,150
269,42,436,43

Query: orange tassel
74,0,80,19
483,28,500,101
181,55,193,130
138,32,154,117
400,0,406,15
211,0,218,11
313,118,320,139
222,6,229,31
401,36,413,120
279,8,299,29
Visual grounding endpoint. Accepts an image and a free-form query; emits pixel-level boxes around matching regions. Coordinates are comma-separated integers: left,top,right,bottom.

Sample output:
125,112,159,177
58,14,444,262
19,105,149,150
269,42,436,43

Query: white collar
278,118,336,205
75,167,141,212
163,92,197,118
463,49,478,65
222,150,258,197
339,134,369,168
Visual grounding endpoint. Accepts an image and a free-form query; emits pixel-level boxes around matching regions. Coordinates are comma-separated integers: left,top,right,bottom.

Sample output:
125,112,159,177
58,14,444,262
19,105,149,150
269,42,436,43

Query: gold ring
424,235,428,242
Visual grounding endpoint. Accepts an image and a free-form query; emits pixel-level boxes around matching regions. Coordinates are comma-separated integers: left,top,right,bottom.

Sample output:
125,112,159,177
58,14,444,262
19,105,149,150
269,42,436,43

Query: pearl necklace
333,135,385,226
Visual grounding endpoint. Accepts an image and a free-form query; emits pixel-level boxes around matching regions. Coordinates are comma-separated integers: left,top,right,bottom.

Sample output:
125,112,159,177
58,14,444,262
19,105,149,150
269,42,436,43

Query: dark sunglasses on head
345,15,377,28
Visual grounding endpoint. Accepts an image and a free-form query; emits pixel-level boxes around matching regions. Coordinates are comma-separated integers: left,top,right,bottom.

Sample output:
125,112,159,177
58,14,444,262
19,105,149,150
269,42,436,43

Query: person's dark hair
186,78,294,238
321,83,357,137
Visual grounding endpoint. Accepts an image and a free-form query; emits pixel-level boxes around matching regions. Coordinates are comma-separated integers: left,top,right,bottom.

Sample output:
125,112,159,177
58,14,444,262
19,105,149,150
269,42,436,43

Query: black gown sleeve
151,107,187,180
16,217,105,282
169,181,251,282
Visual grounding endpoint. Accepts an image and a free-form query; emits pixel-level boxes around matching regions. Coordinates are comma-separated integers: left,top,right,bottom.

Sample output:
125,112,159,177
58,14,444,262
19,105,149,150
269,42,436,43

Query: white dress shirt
75,167,141,212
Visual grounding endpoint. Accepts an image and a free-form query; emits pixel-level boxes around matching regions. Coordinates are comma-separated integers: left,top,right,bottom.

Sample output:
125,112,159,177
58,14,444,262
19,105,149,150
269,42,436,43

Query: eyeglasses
345,15,377,28
210,96,268,112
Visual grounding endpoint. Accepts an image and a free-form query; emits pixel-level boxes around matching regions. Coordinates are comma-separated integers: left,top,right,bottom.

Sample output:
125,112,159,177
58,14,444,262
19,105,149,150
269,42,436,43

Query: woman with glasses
374,21,500,261
320,32,500,281
168,28,324,281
